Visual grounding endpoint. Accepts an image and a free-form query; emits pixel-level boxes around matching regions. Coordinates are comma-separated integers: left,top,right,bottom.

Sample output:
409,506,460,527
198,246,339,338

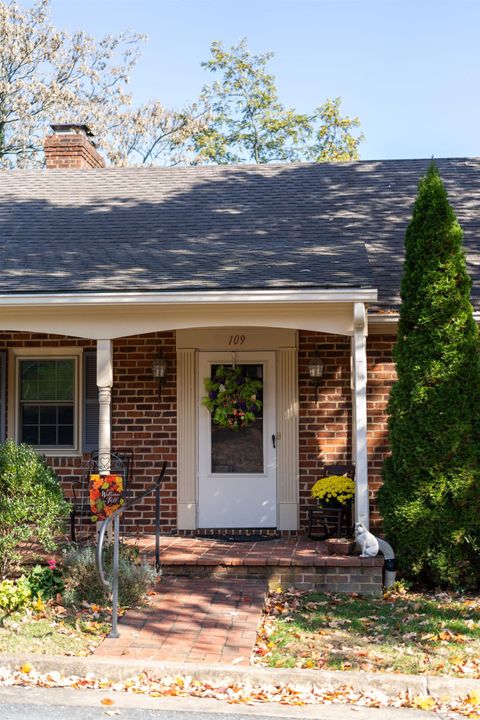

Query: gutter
368,311,480,324
0,288,378,307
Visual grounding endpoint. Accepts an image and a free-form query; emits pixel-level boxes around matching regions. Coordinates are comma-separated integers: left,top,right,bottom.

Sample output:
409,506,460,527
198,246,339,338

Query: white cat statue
355,522,379,558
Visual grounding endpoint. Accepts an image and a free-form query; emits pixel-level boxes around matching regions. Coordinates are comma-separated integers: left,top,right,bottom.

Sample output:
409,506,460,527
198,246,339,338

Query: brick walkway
94,577,266,664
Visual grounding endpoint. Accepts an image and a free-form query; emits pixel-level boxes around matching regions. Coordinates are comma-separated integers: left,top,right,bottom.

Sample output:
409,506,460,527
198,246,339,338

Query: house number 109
228,334,246,346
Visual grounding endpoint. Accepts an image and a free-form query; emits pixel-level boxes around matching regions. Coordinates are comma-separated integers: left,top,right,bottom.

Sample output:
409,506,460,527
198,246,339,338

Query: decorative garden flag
89,474,124,522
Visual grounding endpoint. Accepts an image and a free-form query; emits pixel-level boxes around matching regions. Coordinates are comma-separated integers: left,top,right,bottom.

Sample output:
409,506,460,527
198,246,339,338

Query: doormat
197,533,280,543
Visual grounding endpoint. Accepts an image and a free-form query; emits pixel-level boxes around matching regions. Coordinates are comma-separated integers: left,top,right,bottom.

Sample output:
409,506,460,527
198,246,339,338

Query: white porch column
277,347,299,530
97,339,113,475
352,303,369,528
177,348,197,529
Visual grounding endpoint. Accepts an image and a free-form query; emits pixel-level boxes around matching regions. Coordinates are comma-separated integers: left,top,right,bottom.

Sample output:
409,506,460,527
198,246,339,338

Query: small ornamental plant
202,364,262,430
311,475,355,507
0,576,31,613
27,560,64,601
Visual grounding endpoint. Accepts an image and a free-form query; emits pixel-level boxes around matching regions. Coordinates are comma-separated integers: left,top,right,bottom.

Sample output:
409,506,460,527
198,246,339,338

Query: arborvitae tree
378,161,480,589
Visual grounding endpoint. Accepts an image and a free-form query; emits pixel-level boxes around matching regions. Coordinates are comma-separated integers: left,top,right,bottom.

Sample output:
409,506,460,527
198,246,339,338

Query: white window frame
8,347,83,457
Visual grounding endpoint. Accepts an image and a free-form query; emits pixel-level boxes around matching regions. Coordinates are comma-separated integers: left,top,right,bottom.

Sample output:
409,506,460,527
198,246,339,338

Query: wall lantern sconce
308,353,324,401
152,354,168,398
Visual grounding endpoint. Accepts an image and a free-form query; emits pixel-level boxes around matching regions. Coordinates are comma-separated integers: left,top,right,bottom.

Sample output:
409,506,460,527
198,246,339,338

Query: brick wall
0,331,177,538
298,331,352,532
366,334,396,530
298,331,396,533
110,332,176,534
0,329,397,536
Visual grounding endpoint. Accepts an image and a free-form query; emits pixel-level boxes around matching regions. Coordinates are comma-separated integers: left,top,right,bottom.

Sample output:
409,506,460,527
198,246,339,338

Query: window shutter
0,351,5,443
83,350,99,453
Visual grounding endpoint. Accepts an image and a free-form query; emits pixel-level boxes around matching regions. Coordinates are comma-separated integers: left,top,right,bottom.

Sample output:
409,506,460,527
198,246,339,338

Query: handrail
96,460,167,638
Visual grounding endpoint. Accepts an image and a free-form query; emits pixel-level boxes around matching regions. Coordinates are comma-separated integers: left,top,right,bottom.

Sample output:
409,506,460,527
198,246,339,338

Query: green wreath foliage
202,364,262,430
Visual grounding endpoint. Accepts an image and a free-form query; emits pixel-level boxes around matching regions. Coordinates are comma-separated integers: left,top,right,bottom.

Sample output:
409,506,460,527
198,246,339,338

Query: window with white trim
10,348,100,454
19,358,76,447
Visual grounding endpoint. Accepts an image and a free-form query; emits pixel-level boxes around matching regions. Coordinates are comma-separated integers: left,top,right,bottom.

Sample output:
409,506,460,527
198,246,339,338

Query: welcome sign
89,474,124,522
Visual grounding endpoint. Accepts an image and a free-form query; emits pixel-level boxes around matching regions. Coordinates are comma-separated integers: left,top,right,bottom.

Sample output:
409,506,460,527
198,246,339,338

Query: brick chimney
44,124,105,169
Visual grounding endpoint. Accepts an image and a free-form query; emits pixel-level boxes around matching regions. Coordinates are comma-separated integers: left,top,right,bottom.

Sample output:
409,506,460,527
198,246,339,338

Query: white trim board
177,328,297,351
0,302,362,339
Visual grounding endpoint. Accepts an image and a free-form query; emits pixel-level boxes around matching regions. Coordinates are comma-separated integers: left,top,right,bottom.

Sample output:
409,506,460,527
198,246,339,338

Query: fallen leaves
1,663,480,717
254,587,480,679
413,695,436,710
466,691,480,705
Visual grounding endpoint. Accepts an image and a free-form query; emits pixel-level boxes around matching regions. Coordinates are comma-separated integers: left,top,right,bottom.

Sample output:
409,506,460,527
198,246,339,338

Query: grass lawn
254,586,480,677
0,602,111,656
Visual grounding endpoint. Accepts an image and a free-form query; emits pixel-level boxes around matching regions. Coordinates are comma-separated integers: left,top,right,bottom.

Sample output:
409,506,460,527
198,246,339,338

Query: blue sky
49,0,480,160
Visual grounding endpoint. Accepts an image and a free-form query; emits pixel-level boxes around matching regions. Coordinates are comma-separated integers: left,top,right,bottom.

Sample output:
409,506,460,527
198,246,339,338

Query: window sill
34,449,83,458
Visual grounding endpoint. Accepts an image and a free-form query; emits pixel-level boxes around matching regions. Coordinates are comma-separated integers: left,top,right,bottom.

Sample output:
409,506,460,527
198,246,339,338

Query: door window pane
211,364,264,474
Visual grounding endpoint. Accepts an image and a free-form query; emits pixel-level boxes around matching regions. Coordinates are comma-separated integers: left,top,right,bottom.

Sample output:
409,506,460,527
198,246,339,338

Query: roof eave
0,288,378,307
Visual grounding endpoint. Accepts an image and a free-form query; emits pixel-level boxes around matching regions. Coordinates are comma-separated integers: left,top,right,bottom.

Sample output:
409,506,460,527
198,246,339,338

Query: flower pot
325,538,356,556
318,498,345,510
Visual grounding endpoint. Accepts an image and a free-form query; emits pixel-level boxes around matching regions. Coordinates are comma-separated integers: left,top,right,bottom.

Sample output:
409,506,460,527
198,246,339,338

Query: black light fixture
152,353,168,398
308,353,324,401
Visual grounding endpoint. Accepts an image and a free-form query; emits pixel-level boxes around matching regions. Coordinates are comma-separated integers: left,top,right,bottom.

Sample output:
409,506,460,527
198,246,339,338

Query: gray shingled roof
0,158,479,310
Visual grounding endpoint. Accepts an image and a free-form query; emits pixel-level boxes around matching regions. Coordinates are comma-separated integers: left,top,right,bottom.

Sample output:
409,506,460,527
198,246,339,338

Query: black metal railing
96,461,167,638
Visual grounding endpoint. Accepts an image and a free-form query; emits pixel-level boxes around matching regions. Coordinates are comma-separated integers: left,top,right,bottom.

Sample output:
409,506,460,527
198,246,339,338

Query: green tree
193,39,364,164
378,162,480,589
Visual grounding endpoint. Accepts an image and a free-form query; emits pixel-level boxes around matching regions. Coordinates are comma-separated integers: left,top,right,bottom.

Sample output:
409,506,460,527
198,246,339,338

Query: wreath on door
202,364,263,430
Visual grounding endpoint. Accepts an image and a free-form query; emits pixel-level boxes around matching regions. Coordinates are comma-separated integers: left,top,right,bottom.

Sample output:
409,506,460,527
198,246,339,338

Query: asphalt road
0,686,439,720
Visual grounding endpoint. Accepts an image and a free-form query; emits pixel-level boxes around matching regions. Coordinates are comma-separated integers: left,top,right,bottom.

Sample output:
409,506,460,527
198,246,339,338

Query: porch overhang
0,288,378,339
0,288,376,533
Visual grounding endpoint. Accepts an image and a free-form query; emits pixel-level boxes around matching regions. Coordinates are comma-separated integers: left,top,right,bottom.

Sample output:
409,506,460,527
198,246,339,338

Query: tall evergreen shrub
378,162,480,588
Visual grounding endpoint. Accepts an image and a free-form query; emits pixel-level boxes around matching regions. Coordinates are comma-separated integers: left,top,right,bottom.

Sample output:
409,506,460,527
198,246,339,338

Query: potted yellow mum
310,475,355,553
310,475,355,509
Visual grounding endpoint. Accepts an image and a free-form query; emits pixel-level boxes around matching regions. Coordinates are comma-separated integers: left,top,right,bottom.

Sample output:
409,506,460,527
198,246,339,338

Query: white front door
198,351,276,528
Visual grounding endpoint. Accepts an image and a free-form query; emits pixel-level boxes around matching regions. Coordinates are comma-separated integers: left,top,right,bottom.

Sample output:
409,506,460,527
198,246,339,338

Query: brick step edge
159,564,384,596
154,554,385,568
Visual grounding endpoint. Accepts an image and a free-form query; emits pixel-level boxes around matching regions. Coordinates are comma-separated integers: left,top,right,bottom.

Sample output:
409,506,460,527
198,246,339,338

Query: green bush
63,544,158,607
0,441,71,579
0,577,31,613
378,162,480,589
27,562,65,601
